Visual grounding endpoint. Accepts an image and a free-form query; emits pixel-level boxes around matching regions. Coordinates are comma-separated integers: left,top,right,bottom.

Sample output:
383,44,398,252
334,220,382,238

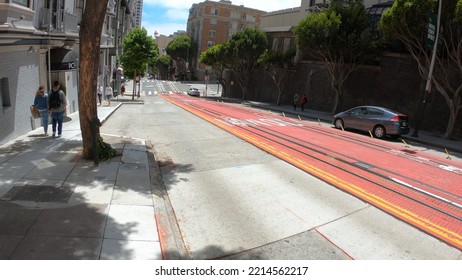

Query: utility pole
412,0,442,138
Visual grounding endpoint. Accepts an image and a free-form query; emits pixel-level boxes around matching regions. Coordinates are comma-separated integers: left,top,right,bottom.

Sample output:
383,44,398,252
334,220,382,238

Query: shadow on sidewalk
0,136,162,260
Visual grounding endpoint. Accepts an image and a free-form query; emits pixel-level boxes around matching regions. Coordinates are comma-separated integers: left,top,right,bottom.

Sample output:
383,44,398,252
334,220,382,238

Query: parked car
187,88,200,97
332,106,410,139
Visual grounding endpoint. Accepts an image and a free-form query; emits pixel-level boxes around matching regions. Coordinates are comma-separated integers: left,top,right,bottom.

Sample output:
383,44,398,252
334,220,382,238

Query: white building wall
0,50,41,145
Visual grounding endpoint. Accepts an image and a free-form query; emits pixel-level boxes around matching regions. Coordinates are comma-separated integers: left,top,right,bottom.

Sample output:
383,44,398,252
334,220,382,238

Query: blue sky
142,0,302,37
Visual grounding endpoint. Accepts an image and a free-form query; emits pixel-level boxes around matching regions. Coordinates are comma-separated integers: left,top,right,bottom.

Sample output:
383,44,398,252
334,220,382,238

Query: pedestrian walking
47,81,67,138
293,93,300,111
34,85,49,135
97,84,103,106
300,94,307,111
105,84,113,106
121,84,125,97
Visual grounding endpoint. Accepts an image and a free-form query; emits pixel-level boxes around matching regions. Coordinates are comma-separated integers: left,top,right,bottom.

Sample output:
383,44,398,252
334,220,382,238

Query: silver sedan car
333,106,410,139
187,88,200,97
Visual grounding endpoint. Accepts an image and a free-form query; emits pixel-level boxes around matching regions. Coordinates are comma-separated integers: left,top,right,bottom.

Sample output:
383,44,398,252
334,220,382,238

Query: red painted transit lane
161,94,462,250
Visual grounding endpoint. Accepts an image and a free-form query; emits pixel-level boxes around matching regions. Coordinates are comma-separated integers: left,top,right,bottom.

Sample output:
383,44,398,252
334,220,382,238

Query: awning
47,48,79,71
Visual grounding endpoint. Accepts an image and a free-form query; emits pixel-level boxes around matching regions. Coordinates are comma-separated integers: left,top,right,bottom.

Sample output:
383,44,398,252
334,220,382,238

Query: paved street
0,79,461,260
101,80,462,259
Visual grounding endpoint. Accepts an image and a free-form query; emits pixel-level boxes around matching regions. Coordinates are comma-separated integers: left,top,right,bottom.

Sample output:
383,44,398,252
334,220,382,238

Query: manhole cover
5,185,74,203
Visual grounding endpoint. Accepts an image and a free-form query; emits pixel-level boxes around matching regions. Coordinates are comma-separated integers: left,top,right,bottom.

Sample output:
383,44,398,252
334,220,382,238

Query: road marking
391,177,462,209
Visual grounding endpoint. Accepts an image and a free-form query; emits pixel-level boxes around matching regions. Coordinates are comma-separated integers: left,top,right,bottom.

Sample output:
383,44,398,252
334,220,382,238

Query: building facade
132,0,142,27
0,0,133,145
187,0,266,78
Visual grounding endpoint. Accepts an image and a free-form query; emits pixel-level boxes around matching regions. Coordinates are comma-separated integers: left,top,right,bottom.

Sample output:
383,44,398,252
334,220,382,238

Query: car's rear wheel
373,125,386,139
334,118,344,130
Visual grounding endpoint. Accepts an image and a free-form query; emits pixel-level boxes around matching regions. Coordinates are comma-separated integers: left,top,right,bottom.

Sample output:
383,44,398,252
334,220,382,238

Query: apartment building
0,0,133,145
132,0,142,27
100,0,134,97
187,0,266,78
260,0,393,56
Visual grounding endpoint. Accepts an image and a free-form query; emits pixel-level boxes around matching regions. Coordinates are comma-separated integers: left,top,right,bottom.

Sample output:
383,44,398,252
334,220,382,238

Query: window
207,41,215,48
349,107,367,116
246,15,256,23
231,22,238,30
1,78,11,111
208,30,216,38
211,8,218,16
367,108,384,116
310,0,316,6
210,18,217,26
12,0,29,7
231,11,240,19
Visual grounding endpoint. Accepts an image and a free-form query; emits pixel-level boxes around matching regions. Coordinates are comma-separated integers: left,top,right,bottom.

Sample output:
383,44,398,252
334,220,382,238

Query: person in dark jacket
47,81,67,138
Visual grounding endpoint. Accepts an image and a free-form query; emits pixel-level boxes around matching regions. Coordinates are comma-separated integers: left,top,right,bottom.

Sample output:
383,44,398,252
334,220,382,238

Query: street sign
425,12,443,55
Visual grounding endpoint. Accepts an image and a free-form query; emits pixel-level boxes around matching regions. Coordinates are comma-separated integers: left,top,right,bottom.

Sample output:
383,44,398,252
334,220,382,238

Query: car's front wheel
334,118,344,130
373,125,386,139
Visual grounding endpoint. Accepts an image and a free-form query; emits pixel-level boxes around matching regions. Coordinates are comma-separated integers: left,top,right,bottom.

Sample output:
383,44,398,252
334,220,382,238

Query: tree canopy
258,48,296,105
165,35,194,60
226,28,268,100
295,0,380,113
200,43,232,97
120,27,158,74
120,27,158,99
380,0,462,139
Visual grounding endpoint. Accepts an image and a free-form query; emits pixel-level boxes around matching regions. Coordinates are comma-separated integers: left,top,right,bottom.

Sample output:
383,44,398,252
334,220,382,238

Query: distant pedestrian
121,84,125,97
293,93,300,111
47,81,67,138
34,85,49,135
97,84,103,106
300,94,307,111
105,84,113,106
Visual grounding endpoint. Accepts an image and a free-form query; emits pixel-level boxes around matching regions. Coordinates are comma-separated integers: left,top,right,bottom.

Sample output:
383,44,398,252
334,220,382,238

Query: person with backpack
47,80,67,138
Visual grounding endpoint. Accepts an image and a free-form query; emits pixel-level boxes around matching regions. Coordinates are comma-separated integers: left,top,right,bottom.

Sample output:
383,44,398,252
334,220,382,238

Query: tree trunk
79,0,109,159
132,70,137,101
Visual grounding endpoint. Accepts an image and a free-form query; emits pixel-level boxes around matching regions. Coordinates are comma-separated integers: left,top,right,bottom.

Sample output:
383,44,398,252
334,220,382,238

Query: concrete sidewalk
0,102,162,260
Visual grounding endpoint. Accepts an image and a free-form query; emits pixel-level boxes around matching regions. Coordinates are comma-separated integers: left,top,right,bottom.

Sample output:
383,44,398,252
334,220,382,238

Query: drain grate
4,185,74,203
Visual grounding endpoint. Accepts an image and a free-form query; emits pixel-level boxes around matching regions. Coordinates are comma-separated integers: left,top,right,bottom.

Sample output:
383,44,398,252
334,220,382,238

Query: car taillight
390,115,407,121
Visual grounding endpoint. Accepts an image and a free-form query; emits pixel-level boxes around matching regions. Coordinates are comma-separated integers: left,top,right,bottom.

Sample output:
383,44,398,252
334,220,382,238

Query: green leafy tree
380,0,462,139
120,27,158,100
295,0,380,113
200,44,232,97
155,55,172,80
226,28,268,100
258,48,296,105
79,0,117,160
166,35,194,81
